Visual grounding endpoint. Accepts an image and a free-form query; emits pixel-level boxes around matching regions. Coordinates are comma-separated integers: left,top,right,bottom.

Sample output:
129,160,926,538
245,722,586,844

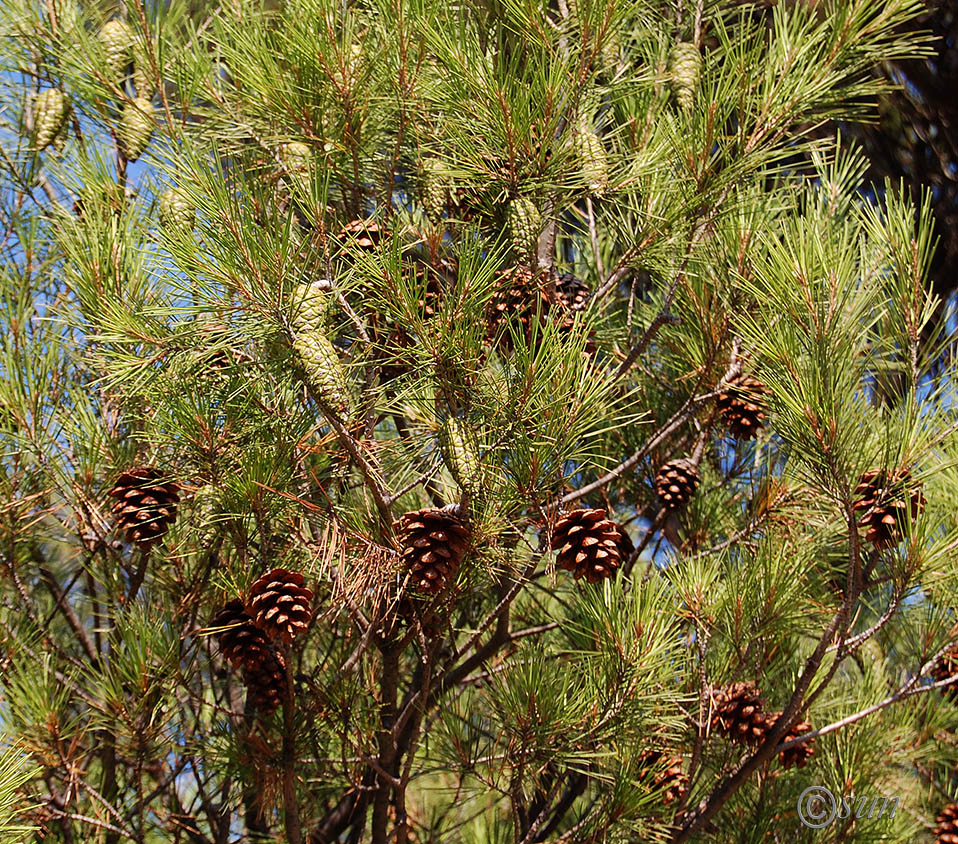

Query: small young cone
394,507,471,597
131,39,154,99
717,373,769,440
34,89,70,151
573,129,608,193
551,508,628,584
851,467,925,549
117,97,154,161
98,19,135,80
508,196,542,256
710,682,768,745
439,416,483,497
670,42,702,111
108,466,180,550
159,188,195,232
247,568,314,644
637,750,688,805
655,458,700,510
280,141,311,193
936,804,958,844
210,600,273,669
421,156,449,221
768,711,815,769
293,330,350,416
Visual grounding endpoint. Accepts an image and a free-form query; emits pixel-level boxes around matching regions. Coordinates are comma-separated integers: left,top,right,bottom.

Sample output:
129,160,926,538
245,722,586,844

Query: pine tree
0,2,953,843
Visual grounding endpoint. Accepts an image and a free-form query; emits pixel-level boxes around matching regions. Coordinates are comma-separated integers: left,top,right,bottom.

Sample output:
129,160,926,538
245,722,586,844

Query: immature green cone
117,97,154,161
670,41,702,111
291,279,332,333
280,141,311,192
191,484,220,548
439,417,483,497
294,330,349,416
98,19,135,81
421,157,448,221
131,42,154,100
508,196,541,256
33,89,69,151
159,187,195,232
573,129,608,193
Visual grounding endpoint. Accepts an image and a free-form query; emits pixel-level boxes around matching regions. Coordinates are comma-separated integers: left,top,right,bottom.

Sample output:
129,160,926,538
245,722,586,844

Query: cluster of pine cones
211,569,314,715
710,682,815,770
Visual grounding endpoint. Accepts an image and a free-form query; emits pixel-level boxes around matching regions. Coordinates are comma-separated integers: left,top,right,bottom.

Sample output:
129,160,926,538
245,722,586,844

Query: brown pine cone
655,458,700,510
108,466,180,550
638,750,688,805
552,272,590,328
404,254,456,321
710,682,768,745
936,803,958,844
551,508,628,583
337,218,385,252
768,711,815,769
394,507,471,596
717,373,769,440
485,265,547,347
211,600,273,669
243,648,286,714
247,568,314,644
852,467,925,549
930,642,958,699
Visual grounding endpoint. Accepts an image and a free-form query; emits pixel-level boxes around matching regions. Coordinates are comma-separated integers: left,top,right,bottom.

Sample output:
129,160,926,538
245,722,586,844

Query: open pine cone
852,467,925,549
485,265,547,346
717,373,769,440
210,600,273,669
337,218,384,252
551,508,629,583
394,507,471,596
243,649,286,714
710,682,768,745
247,568,314,644
108,466,180,550
655,458,700,510
638,750,688,805
930,642,958,699
937,803,958,844
769,711,816,769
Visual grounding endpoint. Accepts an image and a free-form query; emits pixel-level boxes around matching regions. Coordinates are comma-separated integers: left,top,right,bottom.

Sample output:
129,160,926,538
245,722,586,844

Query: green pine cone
117,97,154,161
574,129,608,193
191,484,221,549
34,89,70,151
508,196,542,256
670,42,702,111
280,141,311,192
159,188,195,232
421,157,448,221
98,19,135,81
292,280,332,334
131,41,154,100
294,330,349,416
439,417,483,497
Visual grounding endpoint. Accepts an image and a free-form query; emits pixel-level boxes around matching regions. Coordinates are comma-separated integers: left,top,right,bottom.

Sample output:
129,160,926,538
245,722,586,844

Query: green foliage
0,0,954,842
